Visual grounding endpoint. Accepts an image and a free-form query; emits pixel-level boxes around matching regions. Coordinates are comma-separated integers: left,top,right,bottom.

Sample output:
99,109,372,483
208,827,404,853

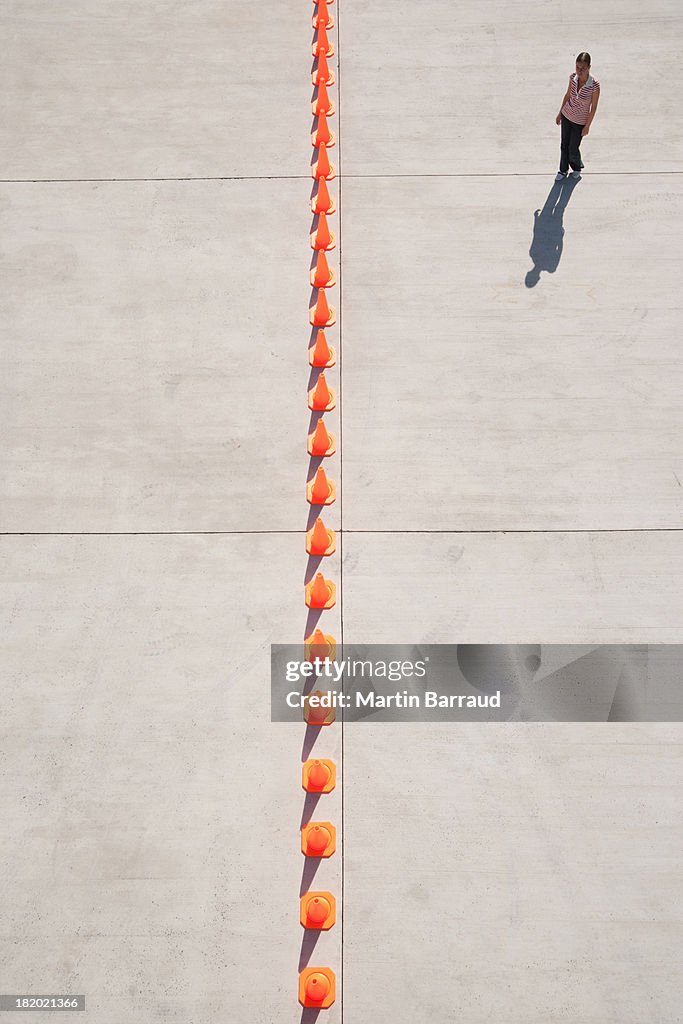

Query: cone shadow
305,554,325,585
307,365,323,391
300,791,323,828
300,856,324,896
306,505,324,532
300,1008,321,1024
299,929,323,971
301,721,323,760
304,608,325,641
305,501,327,532
308,408,324,430
307,452,326,477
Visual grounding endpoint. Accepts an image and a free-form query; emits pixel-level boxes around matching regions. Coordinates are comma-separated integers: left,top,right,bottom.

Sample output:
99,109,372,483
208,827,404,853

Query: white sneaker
571,170,582,179
555,172,566,181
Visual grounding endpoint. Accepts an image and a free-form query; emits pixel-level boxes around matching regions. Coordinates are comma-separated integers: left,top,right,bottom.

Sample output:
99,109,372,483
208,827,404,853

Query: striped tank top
561,72,600,125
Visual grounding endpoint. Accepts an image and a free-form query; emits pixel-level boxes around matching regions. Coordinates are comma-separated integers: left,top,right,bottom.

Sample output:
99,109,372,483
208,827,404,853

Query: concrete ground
1,1,682,1022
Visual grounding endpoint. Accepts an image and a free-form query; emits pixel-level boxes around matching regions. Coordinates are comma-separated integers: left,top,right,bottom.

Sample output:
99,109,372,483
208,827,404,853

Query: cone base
309,308,337,328
302,761,337,794
311,129,336,148
312,101,336,117
298,967,337,1009
312,43,335,58
304,707,336,726
312,13,334,29
311,196,336,215
300,890,337,929
310,231,336,252
308,343,336,367
306,527,336,555
304,632,337,659
307,435,336,458
311,164,336,181
310,267,336,288
305,579,336,609
312,69,335,87
306,479,337,505
307,387,336,410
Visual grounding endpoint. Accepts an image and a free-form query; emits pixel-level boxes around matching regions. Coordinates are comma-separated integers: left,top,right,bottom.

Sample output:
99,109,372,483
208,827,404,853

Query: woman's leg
559,115,571,174
568,120,584,171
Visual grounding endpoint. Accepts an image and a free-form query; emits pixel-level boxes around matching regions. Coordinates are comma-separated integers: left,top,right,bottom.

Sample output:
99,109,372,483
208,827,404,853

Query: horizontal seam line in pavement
342,528,683,534
1,528,681,537
2,171,682,184
0,176,314,183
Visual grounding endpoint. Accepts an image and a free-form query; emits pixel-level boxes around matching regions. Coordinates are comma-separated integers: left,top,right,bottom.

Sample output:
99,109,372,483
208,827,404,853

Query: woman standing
555,52,600,181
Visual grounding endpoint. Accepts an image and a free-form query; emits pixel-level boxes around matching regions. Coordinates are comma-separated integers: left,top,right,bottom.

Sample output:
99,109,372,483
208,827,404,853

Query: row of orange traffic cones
306,0,337,617
300,0,338,1012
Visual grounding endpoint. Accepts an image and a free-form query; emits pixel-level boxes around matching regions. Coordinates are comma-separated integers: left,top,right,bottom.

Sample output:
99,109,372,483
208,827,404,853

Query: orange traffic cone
306,515,336,554
312,54,334,87
305,572,336,608
304,628,337,660
312,26,334,58
310,211,335,251
308,329,336,367
312,2,334,29
312,82,335,117
302,759,336,793
301,821,336,857
311,178,336,215
299,966,335,1007
300,891,336,930
308,419,336,457
312,146,335,180
311,112,335,148
308,372,336,410
304,691,336,726
309,290,336,327
299,967,336,1008
310,250,335,288
307,466,336,504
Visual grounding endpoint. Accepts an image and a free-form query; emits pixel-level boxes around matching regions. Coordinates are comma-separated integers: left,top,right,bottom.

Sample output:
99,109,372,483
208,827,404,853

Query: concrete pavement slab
341,175,683,531
340,531,683,644
0,0,322,180
342,721,682,1024
339,0,683,176
0,535,340,1023
341,532,682,1022
1,179,340,532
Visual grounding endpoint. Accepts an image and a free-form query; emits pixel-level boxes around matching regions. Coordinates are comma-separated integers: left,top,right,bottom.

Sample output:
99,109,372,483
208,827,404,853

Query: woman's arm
582,87,600,135
556,79,571,124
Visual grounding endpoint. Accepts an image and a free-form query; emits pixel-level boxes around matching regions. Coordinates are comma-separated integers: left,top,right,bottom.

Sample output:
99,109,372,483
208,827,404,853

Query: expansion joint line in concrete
299,0,340,1015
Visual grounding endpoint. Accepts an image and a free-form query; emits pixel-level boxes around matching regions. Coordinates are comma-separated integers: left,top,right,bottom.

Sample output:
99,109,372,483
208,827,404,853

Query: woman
555,52,600,181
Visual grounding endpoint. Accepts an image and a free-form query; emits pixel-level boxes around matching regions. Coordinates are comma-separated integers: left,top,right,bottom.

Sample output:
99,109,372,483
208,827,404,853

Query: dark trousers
560,114,584,173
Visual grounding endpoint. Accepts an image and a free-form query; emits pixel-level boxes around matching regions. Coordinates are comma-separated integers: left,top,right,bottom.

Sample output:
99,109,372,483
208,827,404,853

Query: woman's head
576,51,591,73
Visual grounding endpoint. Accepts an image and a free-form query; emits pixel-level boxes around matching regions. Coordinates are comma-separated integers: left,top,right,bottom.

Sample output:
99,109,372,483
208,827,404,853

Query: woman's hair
576,52,591,65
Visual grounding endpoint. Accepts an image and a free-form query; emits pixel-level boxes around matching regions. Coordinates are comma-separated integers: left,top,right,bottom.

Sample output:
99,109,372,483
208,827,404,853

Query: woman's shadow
525,177,579,287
